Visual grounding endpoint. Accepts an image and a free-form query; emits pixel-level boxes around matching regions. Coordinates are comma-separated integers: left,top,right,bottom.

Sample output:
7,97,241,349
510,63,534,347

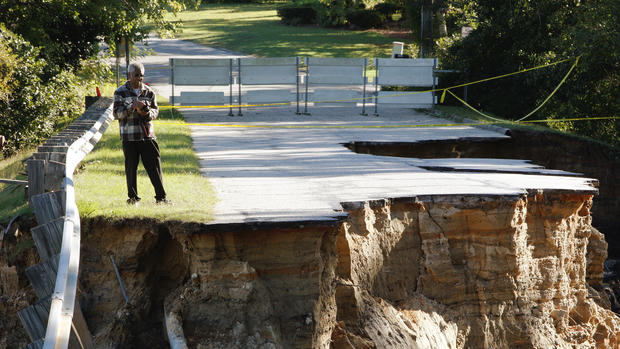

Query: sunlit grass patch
74,110,216,223
165,4,409,58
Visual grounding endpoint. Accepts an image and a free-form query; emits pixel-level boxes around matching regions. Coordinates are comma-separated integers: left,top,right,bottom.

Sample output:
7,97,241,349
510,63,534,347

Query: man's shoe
127,198,140,206
156,198,173,205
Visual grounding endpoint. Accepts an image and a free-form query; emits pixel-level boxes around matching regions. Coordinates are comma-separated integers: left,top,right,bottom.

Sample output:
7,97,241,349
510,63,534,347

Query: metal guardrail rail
42,100,114,349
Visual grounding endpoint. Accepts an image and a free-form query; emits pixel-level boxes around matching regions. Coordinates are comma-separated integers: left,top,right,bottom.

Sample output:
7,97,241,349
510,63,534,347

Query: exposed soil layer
0,216,39,349
61,192,620,348
344,127,620,257
2,190,620,348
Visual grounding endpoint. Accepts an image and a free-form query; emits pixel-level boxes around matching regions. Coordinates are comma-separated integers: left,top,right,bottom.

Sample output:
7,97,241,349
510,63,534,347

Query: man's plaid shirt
113,81,159,142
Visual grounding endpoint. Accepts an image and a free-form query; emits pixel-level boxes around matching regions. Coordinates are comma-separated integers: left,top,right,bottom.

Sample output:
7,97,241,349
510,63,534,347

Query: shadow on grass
180,19,394,57
169,3,399,58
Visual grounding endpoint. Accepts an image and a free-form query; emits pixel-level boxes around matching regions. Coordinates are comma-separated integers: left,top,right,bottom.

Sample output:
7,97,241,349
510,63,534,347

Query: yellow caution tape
515,56,580,122
443,56,581,123
441,57,574,91
445,89,508,122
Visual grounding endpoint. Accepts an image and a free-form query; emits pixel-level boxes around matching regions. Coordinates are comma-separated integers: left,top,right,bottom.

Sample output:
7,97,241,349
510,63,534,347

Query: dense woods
441,0,619,146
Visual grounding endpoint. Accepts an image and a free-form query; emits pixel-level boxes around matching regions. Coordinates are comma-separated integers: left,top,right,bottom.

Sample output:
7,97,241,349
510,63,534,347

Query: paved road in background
135,34,246,99
133,36,595,225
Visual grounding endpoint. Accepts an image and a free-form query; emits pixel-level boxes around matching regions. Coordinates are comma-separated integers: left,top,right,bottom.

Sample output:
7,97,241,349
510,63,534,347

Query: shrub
345,8,385,29
317,0,350,27
0,39,17,104
0,26,86,157
440,0,620,147
373,2,401,19
277,1,320,26
201,0,262,2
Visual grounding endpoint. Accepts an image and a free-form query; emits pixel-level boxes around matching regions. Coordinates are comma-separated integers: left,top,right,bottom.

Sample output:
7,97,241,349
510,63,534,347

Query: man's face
129,68,144,88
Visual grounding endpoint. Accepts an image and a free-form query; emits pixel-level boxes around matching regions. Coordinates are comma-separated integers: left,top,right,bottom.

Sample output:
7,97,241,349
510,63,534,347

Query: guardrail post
237,58,243,117
304,57,310,115
31,218,64,261
170,58,175,107
296,56,301,115
374,58,379,116
27,159,46,199
30,192,64,226
229,58,234,117
432,58,438,110
44,161,65,192
361,58,368,116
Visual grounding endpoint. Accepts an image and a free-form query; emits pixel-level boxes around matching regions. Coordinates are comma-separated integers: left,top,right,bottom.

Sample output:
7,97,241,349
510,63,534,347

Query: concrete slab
182,106,596,224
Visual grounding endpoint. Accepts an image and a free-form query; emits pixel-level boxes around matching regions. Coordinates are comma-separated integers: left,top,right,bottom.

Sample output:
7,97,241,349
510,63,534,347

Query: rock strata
69,191,620,348
334,192,620,348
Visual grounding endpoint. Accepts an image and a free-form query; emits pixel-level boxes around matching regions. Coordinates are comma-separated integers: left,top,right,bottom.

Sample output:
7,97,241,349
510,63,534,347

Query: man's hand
130,100,148,116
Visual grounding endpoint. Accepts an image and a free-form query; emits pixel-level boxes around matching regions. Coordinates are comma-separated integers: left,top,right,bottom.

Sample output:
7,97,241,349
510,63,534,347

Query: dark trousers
122,139,166,200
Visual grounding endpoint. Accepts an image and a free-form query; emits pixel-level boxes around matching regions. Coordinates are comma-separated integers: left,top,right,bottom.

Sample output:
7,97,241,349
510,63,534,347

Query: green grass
74,108,217,223
165,4,411,58
0,148,35,222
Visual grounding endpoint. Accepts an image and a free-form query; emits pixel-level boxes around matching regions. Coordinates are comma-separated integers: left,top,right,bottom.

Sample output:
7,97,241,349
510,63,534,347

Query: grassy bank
74,108,216,223
165,4,410,58
0,148,35,222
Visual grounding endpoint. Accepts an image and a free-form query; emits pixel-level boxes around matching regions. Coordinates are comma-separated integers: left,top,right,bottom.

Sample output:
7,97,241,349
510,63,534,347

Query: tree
0,36,17,103
318,0,355,26
440,0,619,145
403,0,477,57
0,0,200,71
0,26,85,156
542,0,620,145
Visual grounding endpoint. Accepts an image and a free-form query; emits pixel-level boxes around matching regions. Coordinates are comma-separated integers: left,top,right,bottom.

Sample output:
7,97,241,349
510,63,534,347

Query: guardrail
42,99,113,348
17,98,113,349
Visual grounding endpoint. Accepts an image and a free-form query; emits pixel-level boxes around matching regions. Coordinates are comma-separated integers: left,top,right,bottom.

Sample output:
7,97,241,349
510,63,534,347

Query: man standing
113,62,170,205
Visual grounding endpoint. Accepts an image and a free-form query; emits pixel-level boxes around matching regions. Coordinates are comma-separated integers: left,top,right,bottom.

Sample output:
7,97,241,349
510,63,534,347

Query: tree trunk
437,9,448,37
420,0,434,57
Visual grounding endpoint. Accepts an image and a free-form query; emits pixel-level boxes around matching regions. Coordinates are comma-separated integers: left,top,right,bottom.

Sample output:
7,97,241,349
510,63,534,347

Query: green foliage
540,0,620,146
0,0,200,70
201,0,263,3
440,0,619,146
373,2,401,19
0,38,17,103
402,0,476,55
317,0,353,27
276,0,397,29
345,8,385,29
277,0,320,25
0,27,90,157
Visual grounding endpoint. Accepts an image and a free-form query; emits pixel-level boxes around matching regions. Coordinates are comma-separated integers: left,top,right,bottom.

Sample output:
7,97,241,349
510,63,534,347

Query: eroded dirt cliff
333,193,619,348
344,127,620,257
65,191,620,348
